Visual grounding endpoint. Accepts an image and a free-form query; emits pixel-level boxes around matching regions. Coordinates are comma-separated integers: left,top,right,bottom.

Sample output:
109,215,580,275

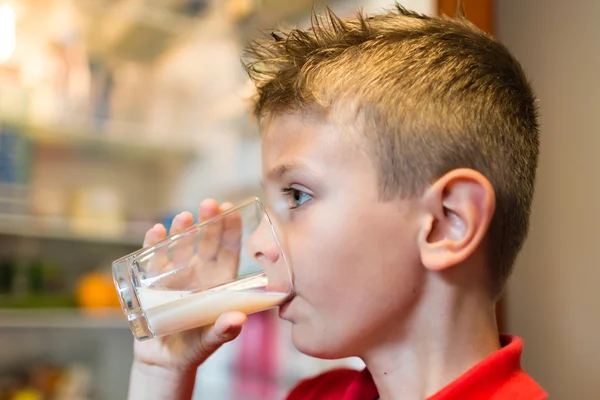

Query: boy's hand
132,199,248,373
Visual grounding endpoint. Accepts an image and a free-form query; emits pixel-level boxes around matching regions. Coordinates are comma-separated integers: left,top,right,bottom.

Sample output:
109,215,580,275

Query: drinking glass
112,197,293,340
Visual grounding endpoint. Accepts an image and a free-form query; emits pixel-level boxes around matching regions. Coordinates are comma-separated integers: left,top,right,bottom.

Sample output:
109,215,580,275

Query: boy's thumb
200,312,247,354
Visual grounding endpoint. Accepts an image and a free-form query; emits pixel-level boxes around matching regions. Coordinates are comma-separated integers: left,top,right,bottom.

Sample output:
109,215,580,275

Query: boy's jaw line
360,272,499,400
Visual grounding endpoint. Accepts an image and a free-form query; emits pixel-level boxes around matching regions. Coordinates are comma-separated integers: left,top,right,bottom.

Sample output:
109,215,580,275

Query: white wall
497,1,600,398
332,0,435,16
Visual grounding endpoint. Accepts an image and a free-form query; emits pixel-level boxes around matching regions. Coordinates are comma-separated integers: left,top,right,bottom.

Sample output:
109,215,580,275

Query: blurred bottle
27,260,44,295
88,60,113,132
69,185,124,237
0,259,15,294
25,258,63,295
0,123,33,215
27,1,90,126
54,363,93,400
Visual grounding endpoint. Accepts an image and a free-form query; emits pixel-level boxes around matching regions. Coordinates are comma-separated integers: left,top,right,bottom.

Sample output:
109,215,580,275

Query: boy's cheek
289,236,361,300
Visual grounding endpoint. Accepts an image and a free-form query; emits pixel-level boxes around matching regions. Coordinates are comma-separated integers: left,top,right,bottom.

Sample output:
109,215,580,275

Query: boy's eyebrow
265,162,307,182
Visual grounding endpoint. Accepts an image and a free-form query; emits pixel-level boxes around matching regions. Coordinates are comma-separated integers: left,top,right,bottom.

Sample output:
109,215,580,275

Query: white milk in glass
136,274,288,335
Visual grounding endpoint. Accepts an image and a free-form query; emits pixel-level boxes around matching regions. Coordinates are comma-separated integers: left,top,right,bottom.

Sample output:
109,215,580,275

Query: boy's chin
290,324,355,360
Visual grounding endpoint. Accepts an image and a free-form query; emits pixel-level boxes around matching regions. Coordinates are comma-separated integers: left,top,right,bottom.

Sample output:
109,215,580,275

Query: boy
128,4,547,399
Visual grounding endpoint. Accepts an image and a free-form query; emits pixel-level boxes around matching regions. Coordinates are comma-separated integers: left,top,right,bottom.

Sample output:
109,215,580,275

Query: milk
136,283,288,336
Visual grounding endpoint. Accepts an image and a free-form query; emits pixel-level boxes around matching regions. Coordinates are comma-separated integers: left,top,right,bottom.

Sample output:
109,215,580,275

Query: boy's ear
418,169,495,271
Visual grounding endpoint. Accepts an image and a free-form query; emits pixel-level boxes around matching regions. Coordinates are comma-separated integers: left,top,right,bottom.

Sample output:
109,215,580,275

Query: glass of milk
112,197,293,340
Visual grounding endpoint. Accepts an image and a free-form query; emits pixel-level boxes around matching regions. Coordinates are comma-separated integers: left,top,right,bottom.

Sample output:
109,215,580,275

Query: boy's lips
279,295,294,318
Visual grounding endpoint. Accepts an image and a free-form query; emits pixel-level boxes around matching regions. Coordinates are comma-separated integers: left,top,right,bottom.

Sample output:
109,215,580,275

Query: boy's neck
362,275,500,400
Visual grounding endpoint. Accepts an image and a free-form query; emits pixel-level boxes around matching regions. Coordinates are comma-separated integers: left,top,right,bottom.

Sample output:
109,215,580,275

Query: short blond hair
243,4,539,298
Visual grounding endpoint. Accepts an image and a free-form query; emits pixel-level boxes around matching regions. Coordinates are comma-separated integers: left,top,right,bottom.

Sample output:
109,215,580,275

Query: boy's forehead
260,111,322,138
260,113,324,176
260,112,370,179
260,110,363,147
261,113,340,159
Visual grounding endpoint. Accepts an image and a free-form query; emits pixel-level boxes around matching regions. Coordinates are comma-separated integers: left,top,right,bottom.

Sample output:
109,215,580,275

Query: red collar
342,335,546,400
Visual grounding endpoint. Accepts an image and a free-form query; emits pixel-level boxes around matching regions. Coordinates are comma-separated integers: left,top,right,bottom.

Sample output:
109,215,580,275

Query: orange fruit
74,271,120,309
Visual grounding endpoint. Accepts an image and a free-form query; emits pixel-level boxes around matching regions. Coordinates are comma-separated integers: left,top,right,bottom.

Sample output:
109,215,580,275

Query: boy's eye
281,187,313,209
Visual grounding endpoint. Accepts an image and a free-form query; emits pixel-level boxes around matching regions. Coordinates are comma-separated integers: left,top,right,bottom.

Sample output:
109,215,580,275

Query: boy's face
260,112,425,359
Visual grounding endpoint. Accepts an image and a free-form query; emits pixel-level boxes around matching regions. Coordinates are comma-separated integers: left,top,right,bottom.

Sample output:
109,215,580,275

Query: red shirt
286,335,547,400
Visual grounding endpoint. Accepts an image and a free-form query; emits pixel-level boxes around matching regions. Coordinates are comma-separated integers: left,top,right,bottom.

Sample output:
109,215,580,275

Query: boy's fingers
199,199,221,221
144,224,168,274
219,202,241,251
144,223,171,247
169,211,195,271
199,312,247,354
217,203,242,280
169,212,195,236
197,199,224,262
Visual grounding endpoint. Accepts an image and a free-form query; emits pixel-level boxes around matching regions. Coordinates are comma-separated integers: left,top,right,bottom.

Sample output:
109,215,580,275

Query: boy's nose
246,216,281,265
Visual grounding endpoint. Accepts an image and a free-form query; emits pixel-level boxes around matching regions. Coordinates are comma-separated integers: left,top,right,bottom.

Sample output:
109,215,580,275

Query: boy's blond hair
243,4,539,299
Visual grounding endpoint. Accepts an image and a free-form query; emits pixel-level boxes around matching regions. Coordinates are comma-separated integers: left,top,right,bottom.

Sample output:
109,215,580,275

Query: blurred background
0,0,596,399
